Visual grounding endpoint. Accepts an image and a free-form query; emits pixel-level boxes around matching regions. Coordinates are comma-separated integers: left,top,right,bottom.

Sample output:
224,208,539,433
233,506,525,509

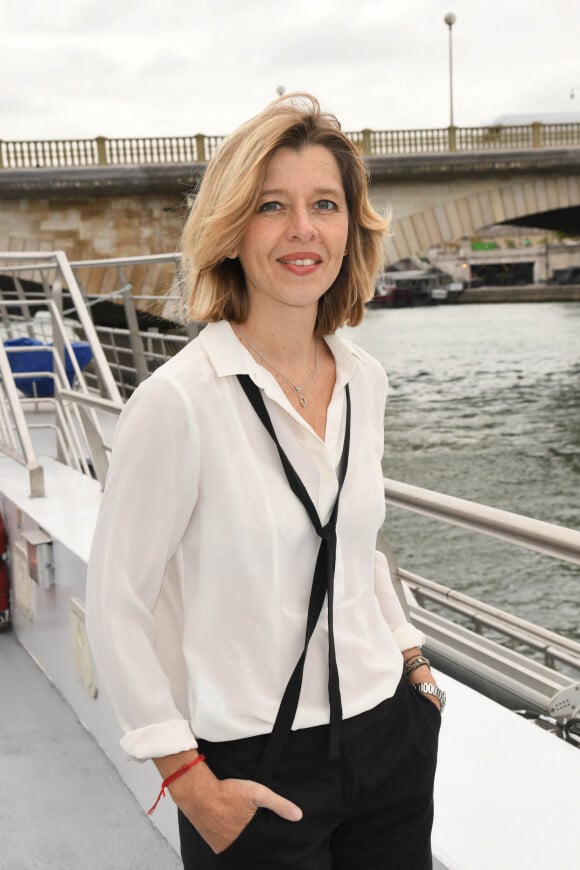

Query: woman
86,93,444,869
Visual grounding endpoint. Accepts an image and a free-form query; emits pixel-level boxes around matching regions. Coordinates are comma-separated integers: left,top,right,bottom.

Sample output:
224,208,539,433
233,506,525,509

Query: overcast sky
2,0,580,142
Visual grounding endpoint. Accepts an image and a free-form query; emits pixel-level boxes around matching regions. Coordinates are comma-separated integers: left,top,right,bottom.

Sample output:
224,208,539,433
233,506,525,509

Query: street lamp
444,13,456,127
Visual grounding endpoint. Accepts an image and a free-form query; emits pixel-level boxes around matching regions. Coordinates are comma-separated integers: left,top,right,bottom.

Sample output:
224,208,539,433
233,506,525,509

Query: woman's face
232,145,349,320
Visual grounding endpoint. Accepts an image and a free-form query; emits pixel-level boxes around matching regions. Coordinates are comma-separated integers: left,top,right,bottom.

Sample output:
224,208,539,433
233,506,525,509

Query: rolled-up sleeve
86,375,200,759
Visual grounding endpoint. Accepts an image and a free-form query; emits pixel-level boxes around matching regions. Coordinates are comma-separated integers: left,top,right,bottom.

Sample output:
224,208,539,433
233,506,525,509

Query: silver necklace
239,330,318,408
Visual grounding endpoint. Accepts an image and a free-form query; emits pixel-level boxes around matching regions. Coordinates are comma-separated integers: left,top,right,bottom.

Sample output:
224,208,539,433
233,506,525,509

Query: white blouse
86,320,425,760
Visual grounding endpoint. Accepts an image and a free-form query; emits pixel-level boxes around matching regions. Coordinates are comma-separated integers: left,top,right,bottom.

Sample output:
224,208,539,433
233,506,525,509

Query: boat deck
0,628,182,870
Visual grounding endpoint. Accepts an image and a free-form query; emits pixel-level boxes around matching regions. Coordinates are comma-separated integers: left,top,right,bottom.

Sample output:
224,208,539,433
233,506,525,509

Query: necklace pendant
299,395,307,408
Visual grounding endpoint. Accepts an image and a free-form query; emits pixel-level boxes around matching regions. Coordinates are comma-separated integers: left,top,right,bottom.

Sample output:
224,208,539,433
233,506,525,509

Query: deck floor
0,628,182,870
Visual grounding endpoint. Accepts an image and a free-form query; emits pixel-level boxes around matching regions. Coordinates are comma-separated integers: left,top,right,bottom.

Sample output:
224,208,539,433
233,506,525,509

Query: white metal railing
0,251,121,402
384,477,580,722
68,252,193,399
0,251,123,493
384,477,580,566
0,339,45,495
57,389,123,488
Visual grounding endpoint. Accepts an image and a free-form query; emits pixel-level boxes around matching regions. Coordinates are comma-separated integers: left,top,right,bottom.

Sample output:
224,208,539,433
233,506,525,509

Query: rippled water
342,302,580,640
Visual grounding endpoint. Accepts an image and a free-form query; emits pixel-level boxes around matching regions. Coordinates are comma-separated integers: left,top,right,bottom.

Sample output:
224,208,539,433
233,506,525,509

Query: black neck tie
237,375,351,779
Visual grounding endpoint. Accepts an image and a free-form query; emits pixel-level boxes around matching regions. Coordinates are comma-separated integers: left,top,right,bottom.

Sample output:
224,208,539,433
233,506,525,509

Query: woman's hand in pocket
167,757,303,854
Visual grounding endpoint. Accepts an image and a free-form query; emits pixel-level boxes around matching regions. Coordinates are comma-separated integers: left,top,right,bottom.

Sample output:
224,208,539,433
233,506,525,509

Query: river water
342,302,580,641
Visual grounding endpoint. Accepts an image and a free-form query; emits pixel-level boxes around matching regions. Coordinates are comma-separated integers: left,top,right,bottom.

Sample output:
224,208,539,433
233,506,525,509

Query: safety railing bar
408,601,576,681
69,253,181,268
0,343,44,495
52,390,93,476
0,394,19,452
407,586,580,670
0,252,60,260
385,478,580,566
44,299,98,395
409,608,574,709
399,567,580,654
54,251,122,404
30,414,82,474
45,320,111,455
76,294,182,308
0,257,122,405
57,389,123,415
12,277,36,339
126,294,181,301
0,263,59,274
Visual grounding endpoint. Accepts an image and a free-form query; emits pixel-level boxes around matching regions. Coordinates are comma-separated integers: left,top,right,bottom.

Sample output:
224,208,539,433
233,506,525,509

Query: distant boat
368,270,464,308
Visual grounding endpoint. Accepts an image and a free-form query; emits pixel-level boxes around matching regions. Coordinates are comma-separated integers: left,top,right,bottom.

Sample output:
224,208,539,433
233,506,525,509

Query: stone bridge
1,127,579,270
371,150,580,266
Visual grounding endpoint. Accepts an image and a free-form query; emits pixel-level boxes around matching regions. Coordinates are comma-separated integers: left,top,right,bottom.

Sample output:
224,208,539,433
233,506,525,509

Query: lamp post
444,13,456,127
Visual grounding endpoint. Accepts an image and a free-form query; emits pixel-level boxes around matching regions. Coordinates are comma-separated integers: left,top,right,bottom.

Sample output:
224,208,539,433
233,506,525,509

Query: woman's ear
226,248,238,260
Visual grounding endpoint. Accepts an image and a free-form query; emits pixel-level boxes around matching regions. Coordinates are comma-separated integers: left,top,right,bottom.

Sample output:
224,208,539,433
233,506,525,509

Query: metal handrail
0,252,126,492
0,341,45,496
384,477,580,713
69,253,181,268
384,477,580,566
0,251,122,404
400,568,580,671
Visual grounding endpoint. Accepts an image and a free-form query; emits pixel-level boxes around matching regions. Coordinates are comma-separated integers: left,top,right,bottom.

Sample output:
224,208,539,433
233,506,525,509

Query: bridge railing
2,122,580,169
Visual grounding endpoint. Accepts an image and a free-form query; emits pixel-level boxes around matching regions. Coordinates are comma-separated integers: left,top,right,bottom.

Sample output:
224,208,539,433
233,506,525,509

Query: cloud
1,0,579,139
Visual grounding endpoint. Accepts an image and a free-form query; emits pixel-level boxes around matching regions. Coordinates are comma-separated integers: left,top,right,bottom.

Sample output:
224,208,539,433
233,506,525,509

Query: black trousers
179,677,440,870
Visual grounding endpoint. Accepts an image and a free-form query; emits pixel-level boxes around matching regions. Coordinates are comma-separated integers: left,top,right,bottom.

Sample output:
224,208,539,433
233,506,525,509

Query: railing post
0,141,4,169
50,281,67,464
531,121,542,148
121,285,149,385
195,134,207,163
95,136,108,165
361,128,372,156
448,125,457,152
0,341,45,497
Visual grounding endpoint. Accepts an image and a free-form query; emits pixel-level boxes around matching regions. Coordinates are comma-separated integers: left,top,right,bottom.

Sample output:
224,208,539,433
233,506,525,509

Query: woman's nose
287,208,317,241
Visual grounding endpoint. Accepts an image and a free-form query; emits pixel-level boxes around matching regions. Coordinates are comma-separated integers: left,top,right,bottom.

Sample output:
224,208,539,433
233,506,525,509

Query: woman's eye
258,201,282,213
315,199,337,211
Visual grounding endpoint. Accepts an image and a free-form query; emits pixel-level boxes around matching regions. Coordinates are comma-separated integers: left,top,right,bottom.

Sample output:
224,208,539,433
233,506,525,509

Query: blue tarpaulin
3,337,93,398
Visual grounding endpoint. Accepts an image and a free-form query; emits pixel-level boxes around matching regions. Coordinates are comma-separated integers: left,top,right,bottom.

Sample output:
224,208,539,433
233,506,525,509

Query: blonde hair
180,93,389,335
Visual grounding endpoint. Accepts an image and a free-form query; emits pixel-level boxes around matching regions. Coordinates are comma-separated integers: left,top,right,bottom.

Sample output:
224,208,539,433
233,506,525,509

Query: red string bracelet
148,754,206,815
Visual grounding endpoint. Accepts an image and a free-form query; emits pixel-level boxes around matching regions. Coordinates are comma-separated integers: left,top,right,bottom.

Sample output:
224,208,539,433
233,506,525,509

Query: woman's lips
277,253,322,275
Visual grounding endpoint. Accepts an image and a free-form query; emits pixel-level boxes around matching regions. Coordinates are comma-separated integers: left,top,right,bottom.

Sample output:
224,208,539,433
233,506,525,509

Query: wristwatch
413,681,446,713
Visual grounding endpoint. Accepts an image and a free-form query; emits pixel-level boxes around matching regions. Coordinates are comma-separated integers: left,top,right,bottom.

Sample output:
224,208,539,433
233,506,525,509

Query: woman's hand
182,773,302,854
156,752,302,854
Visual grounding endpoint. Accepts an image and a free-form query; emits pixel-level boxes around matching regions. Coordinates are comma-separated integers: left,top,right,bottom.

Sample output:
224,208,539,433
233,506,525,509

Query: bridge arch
382,174,580,266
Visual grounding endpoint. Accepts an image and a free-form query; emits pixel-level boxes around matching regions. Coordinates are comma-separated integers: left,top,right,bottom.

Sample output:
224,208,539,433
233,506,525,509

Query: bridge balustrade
2,122,580,170
1,138,100,169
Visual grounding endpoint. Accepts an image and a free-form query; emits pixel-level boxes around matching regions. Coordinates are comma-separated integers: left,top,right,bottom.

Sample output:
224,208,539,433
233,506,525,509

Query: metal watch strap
413,681,446,713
